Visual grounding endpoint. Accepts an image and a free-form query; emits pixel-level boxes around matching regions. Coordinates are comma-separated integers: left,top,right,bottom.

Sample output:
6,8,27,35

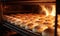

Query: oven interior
1,0,58,36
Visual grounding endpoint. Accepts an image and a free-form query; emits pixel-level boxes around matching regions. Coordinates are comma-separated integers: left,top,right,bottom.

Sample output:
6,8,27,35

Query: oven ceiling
2,0,56,2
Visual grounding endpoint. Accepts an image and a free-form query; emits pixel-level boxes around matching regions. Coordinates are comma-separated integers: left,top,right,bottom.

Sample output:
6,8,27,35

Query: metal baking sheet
2,21,42,36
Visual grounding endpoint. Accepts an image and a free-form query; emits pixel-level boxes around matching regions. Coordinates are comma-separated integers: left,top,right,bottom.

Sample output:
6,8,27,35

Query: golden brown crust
3,14,56,33
33,24,48,33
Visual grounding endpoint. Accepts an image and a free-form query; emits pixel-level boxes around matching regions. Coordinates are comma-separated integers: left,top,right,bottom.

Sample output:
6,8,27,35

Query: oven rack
2,20,42,36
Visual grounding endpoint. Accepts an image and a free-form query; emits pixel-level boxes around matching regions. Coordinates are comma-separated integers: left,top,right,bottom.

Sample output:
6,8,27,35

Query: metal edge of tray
2,21,42,36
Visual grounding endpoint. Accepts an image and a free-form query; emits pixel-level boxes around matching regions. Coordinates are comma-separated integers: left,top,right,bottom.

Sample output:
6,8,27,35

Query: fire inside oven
2,1,57,36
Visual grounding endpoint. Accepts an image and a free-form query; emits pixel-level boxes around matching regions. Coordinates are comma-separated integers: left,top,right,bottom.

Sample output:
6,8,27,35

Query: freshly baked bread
3,14,56,33
32,24,48,33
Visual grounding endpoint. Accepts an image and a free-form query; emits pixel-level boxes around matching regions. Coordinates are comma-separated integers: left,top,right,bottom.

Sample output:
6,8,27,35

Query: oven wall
0,4,1,23
0,2,3,36
3,2,55,15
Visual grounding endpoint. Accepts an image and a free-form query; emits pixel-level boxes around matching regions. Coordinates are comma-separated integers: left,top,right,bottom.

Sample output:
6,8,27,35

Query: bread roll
25,23,38,30
57,28,60,36
32,24,48,33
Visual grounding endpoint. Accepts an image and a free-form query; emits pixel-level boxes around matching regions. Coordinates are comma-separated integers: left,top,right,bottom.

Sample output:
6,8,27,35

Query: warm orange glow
3,4,57,33
41,5,56,16
50,5,56,16
41,5,49,16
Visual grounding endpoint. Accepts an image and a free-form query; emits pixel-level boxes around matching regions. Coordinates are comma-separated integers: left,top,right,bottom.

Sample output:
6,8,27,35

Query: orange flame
41,5,56,16
41,5,49,16
50,5,56,16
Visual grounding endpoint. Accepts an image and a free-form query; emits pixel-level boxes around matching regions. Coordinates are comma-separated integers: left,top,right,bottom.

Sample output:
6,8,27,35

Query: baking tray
2,20,42,36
